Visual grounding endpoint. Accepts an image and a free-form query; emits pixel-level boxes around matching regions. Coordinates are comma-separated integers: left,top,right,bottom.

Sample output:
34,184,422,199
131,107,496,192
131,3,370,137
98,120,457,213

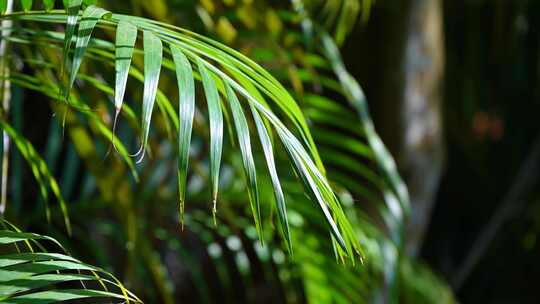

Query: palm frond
226,83,263,241
197,58,223,221
171,45,194,227
0,221,141,303
0,2,359,256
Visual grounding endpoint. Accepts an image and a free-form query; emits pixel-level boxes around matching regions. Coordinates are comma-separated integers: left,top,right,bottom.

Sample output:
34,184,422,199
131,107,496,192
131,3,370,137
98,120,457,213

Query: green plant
0,0,455,303
0,220,140,303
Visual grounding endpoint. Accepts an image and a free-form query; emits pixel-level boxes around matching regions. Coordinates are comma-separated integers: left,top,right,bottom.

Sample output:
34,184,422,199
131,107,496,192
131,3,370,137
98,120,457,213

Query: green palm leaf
0,224,141,304
61,0,82,78
137,30,162,162
114,20,137,132
171,45,194,227
197,58,223,222
225,83,262,241
68,5,110,96
250,104,292,253
0,2,359,256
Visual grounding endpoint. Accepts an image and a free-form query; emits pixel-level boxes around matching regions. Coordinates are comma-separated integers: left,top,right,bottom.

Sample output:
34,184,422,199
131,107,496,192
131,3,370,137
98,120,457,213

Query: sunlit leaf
250,106,291,252
68,5,111,95
61,0,82,78
197,59,223,222
171,45,195,227
113,20,137,128
225,83,262,240
137,30,163,162
1,9,361,257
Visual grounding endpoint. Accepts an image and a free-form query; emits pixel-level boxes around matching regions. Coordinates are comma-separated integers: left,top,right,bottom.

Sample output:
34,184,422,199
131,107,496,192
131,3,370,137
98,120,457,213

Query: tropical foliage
0,0,454,303
0,220,140,303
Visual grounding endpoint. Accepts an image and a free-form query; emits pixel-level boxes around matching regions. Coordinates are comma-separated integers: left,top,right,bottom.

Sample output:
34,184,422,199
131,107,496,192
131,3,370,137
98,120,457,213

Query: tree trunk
402,0,445,257
345,0,445,257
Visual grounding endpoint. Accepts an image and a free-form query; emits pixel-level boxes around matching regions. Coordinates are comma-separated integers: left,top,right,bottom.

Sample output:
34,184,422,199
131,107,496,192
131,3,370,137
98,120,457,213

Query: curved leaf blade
0,274,94,297
137,30,162,162
68,5,110,94
225,84,262,241
3,289,131,304
114,20,137,115
0,231,60,247
250,106,291,252
197,59,223,221
61,0,82,78
171,45,194,227
0,226,141,303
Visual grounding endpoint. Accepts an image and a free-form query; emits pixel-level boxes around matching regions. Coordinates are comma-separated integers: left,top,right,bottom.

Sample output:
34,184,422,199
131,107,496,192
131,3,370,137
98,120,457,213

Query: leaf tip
212,199,217,226
179,199,185,230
